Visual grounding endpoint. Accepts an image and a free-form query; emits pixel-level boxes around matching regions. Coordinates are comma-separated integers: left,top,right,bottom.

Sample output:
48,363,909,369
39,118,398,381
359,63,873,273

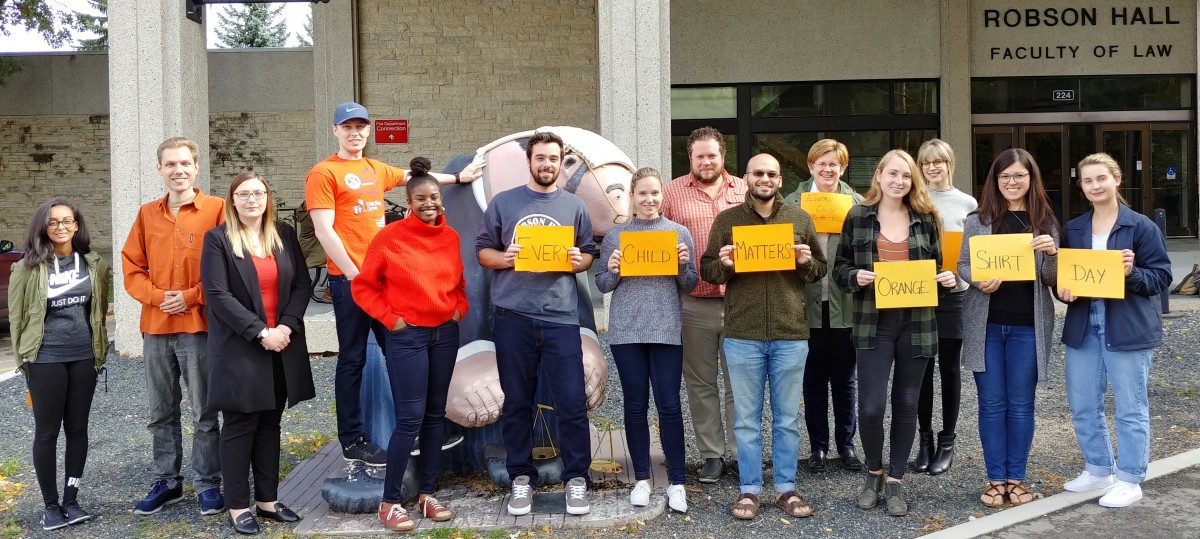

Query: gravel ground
2,307,1200,538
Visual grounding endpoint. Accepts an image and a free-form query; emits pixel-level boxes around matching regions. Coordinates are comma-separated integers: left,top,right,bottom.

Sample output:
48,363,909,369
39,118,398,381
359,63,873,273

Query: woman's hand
1122,249,1135,276
978,278,1001,294
677,242,690,265
856,269,875,287
607,249,622,274
1058,287,1077,302
392,317,408,332
1032,234,1058,255
935,271,957,288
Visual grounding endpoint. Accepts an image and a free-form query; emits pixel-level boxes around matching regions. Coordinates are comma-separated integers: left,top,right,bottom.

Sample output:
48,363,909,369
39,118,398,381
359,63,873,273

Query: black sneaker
61,501,92,525
343,436,387,467
42,504,68,531
410,433,467,456
698,457,724,484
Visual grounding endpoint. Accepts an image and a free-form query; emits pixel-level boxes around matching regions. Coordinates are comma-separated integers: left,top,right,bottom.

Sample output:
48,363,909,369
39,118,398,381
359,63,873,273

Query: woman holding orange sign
833,149,957,517
596,167,697,513
1056,153,1171,509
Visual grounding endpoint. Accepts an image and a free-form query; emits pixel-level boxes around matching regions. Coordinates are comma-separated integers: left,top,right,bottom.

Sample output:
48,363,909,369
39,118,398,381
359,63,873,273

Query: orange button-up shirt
121,188,225,335
662,171,748,298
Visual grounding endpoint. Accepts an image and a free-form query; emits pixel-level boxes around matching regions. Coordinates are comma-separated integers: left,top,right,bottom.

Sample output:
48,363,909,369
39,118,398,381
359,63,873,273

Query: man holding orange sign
700,153,826,521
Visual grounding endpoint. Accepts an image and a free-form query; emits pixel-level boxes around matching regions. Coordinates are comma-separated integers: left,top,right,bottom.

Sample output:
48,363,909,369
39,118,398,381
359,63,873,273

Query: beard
751,188,778,202
692,167,720,183
531,166,560,187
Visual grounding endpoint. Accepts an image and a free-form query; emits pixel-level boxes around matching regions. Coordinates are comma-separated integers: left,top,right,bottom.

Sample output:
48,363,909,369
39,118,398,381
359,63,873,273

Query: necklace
1009,210,1029,232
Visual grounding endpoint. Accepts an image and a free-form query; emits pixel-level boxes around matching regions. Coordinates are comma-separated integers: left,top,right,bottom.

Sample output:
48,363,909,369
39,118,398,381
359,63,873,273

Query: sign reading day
618,231,678,277
800,192,854,233
970,233,1035,281
732,224,795,273
874,260,939,309
514,225,574,272
1058,248,1125,299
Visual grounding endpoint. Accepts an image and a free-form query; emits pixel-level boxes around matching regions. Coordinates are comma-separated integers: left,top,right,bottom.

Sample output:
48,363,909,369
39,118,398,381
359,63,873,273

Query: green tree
296,10,313,47
0,0,74,48
214,3,289,48
72,0,107,51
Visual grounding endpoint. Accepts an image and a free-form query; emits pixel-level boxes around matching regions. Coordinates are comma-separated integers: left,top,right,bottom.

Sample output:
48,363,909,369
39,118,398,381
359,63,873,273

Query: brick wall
357,0,599,170
0,111,315,261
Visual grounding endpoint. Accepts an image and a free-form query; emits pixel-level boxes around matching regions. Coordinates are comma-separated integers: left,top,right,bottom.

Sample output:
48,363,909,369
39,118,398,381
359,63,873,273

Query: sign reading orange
732,224,795,273
619,231,679,277
514,225,574,272
874,260,939,309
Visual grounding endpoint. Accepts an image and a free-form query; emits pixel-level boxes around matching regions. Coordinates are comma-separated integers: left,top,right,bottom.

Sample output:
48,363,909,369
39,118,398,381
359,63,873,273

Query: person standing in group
661,126,747,483
476,131,597,516
201,172,316,535
596,167,697,513
306,102,479,468
9,199,111,530
122,137,226,517
788,139,865,474
1058,153,1172,508
911,139,978,476
352,158,469,532
701,153,826,520
833,149,958,517
957,149,1060,507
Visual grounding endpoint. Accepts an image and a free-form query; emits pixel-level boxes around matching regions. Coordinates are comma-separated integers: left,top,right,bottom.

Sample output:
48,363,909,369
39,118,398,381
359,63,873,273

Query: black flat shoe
228,511,261,535
257,502,301,523
804,449,827,472
839,449,864,472
698,457,724,483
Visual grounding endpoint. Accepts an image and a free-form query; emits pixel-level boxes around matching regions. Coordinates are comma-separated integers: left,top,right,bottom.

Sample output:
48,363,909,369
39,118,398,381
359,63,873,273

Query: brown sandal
980,483,1006,507
731,493,760,520
774,490,814,518
1006,481,1034,505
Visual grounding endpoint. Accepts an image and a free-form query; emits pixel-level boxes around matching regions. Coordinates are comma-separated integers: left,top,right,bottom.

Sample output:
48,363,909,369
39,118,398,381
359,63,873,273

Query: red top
251,254,279,327
877,237,910,262
352,212,469,329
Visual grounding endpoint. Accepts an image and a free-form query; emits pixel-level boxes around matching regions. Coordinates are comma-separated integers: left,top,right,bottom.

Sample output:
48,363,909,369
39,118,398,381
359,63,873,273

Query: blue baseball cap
333,102,370,125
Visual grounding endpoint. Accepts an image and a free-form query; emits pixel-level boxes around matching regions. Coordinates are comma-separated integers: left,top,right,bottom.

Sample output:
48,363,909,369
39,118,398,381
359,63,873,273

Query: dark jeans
975,324,1037,482
493,308,591,483
857,309,931,479
381,321,459,502
917,338,963,437
26,359,97,506
610,343,686,485
802,301,858,454
329,275,388,447
143,333,221,490
219,356,287,510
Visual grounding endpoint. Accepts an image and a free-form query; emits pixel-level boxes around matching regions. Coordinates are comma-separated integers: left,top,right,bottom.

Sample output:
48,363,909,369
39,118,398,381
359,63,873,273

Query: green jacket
8,251,112,371
796,178,864,329
700,193,827,341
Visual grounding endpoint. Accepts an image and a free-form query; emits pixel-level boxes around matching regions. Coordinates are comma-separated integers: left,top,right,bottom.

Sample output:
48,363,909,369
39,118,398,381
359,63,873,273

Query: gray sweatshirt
596,216,698,345
930,185,978,293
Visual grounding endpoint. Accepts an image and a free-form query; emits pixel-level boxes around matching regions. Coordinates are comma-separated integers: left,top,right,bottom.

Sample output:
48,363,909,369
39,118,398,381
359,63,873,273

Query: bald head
745,153,782,202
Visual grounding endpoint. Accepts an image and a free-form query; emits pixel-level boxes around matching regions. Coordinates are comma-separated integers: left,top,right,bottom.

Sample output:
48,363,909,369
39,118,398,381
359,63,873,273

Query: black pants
802,302,858,454
917,338,963,437
856,310,931,479
219,355,287,510
26,359,97,506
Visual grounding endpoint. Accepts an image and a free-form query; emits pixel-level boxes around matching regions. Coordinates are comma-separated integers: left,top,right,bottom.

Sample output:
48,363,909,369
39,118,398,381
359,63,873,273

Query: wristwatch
454,172,462,184
256,328,270,342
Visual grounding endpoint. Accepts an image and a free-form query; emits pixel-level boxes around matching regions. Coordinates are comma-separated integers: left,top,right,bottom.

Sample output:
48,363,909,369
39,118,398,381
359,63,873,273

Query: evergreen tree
296,10,313,47
73,0,108,51
214,3,289,48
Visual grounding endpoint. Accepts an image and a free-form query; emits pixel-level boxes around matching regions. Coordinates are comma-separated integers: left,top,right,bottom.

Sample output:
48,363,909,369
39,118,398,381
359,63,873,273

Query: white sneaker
1063,470,1116,493
629,480,651,507
666,484,688,513
1098,480,1142,508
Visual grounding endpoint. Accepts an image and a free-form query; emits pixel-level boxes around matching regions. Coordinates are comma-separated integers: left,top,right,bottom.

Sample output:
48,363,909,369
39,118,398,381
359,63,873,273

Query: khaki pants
681,295,737,460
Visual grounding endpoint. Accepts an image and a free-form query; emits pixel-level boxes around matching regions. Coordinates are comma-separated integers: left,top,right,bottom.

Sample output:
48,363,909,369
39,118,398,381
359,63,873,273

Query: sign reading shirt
304,155,406,275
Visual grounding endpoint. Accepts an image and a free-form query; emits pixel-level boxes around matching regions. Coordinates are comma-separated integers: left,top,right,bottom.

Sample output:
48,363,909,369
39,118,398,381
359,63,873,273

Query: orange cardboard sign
732,224,795,273
514,225,574,272
874,260,939,309
618,231,679,277
942,231,964,274
1057,248,1125,299
800,192,855,233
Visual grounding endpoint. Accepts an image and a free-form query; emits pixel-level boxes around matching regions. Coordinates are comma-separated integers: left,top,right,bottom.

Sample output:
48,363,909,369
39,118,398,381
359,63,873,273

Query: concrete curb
0,369,18,384
924,446,1200,538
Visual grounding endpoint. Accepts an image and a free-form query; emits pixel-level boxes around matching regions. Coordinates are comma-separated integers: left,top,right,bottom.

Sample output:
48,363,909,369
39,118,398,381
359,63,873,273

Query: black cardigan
200,223,316,413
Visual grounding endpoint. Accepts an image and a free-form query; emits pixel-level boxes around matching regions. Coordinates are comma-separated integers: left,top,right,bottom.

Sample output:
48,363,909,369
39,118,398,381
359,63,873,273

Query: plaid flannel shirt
832,203,943,357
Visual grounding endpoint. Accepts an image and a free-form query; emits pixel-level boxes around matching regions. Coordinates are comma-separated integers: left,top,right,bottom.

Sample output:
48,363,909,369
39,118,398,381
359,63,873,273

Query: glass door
1098,124,1149,216
972,126,1015,198
1020,125,1067,226
1149,124,1194,236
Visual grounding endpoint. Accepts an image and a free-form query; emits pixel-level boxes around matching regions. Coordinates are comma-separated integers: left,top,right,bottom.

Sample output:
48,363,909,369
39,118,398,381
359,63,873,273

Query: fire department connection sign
375,119,408,144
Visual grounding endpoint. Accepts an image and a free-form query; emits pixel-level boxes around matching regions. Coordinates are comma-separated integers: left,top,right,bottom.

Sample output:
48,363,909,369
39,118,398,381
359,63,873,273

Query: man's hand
160,290,187,314
719,245,736,267
568,247,584,271
503,243,522,268
793,243,812,264
261,328,289,351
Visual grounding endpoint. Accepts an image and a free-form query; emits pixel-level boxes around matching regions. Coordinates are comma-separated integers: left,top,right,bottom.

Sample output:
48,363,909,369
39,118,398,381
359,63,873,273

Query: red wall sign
375,119,409,144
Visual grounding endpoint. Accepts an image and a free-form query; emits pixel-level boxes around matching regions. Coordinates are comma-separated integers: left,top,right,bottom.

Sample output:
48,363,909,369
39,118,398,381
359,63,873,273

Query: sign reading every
514,225,574,272
618,231,679,277
731,223,795,273
800,192,855,234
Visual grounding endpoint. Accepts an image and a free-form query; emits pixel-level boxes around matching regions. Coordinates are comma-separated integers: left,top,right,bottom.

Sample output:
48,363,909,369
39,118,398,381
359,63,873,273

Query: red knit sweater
352,213,469,329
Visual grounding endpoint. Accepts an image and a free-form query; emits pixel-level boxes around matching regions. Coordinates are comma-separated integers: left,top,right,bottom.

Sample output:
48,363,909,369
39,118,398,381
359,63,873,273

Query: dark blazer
201,223,316,413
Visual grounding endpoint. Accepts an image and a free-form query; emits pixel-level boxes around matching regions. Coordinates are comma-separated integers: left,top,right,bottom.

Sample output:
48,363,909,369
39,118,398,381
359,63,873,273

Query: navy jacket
1060,205,1172,351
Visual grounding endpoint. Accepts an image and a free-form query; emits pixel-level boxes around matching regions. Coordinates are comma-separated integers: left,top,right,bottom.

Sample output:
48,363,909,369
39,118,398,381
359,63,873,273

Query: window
972,75,1194,113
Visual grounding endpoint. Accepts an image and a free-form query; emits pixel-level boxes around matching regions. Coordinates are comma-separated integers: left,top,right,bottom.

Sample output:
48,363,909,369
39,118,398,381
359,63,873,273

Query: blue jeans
329,275,388,447
143,332,220,490
974,324,1037,482
723,338,807,495
493,308,591,483
1065,303,1153,484
610,343,686,485
382,321,459,502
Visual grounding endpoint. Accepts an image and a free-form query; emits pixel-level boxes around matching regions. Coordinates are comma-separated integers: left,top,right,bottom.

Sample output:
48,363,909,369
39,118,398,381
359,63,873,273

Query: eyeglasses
233,191,268,201
46,218,76,229
749,170,780,179
812,162,841,170
997,172,1030,182
922,160,948,168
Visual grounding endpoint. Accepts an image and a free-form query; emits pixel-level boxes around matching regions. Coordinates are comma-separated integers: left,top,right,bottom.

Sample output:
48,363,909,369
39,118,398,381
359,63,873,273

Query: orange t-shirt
304,154,406,275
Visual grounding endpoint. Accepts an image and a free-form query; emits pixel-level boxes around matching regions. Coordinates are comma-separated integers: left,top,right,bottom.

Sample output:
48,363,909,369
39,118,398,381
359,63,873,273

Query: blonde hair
224,171,284,259
1076,152,1128,205
864,149,942,227
157,137,199,164
917,138,956,183
807,139,849,167
628,167,664,217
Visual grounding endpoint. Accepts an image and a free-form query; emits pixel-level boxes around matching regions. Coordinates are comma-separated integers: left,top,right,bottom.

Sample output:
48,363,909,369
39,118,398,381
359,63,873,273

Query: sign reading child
514,225,575,272
618,230,679,276
1058,248,1125,299
731,223,796,272
800,192,855,234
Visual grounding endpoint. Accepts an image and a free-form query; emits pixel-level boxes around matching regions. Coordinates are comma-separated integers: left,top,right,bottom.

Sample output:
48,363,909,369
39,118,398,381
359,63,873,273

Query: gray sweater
957,213,1059,383
596,216,698,345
